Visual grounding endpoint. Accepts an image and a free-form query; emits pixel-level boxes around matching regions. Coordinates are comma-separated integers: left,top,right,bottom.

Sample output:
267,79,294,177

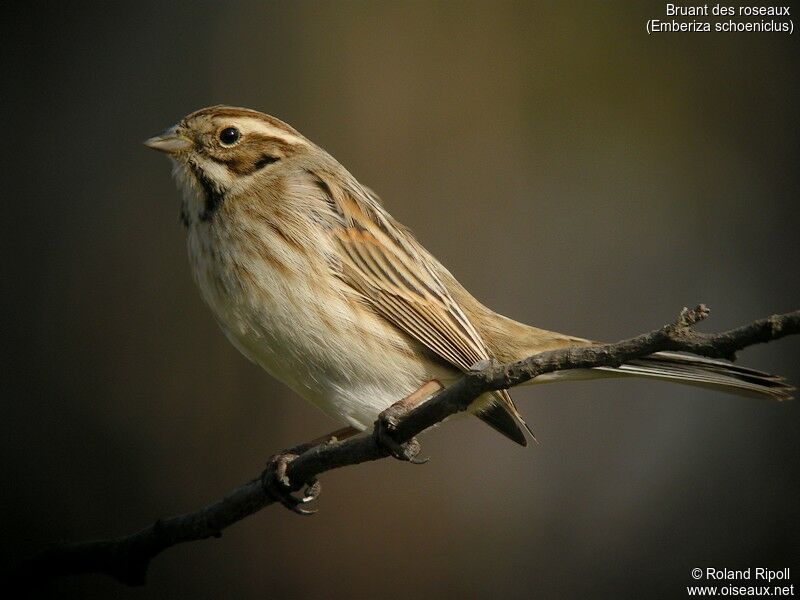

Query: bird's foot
261,450,321,516
373,380,442,464
260,427,358,515
373,406,428,464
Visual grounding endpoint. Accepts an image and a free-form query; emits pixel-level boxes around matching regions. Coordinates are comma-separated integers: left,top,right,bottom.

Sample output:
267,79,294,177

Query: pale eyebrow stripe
239,117,307,147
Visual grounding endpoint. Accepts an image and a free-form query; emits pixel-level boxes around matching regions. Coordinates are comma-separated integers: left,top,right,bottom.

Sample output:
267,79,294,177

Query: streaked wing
329,192,530,445
334,224,490,373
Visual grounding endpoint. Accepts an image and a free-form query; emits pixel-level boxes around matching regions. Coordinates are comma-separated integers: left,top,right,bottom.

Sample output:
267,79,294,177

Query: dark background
2,2,799,598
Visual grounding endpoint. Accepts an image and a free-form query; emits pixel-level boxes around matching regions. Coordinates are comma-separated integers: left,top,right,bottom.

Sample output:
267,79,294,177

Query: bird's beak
144,125,192,154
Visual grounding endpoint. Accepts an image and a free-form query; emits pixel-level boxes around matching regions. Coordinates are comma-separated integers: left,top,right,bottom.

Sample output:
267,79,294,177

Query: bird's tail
467,309,791,442
477,313,792,400
534,350,793,400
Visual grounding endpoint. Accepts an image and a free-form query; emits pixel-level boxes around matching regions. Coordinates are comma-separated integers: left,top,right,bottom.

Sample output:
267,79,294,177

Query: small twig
14,306,800,586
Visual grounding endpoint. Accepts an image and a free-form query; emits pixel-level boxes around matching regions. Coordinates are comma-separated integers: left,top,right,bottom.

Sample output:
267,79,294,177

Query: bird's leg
374,380,442,464
262,426,359,515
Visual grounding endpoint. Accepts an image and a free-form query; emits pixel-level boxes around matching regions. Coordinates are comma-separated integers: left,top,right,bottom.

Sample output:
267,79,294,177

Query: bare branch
15,306,799,586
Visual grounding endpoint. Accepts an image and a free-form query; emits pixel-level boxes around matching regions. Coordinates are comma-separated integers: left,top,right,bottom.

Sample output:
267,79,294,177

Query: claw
373,406,429,464
261,452,321,516
303,479,322,502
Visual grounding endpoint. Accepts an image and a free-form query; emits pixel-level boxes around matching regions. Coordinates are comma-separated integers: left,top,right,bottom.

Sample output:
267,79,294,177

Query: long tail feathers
593,351,793,400
475,349,791,447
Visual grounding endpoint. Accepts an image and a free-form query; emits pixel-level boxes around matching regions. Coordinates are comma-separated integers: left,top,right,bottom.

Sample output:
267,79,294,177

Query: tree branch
15,306,799,586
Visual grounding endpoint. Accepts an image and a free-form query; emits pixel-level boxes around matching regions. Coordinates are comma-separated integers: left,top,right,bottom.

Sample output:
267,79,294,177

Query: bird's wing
335,224,488,371
330,187,530,445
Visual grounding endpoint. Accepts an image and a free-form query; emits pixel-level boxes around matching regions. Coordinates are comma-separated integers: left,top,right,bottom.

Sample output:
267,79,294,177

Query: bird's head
144,105,314,224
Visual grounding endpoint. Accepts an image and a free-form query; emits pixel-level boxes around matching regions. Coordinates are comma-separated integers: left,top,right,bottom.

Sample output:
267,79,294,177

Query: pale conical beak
144,125,192,154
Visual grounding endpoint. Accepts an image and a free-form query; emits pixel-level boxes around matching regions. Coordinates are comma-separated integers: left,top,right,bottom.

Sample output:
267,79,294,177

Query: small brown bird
145,106,790,448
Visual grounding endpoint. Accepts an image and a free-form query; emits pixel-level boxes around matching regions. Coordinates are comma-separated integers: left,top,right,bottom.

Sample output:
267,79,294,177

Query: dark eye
219,127,240,146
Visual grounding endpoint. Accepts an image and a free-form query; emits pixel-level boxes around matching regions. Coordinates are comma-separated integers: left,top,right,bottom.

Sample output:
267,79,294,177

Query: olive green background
3,1,799,598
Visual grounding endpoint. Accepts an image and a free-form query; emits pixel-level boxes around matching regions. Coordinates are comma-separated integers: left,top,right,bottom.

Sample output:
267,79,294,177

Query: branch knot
676,304,710,329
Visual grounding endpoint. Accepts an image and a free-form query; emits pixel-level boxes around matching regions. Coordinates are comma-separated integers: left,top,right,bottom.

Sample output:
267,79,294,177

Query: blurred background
2,1,799,598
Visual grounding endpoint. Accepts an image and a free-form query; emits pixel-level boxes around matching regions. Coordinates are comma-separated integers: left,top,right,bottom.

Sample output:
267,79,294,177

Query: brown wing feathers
332,189,531,445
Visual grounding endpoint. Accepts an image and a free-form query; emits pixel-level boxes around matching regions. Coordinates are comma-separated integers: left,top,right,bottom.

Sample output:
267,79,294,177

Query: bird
145,105,791,452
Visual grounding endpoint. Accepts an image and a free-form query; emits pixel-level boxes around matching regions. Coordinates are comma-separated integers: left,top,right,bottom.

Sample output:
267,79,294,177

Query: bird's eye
219,127,240,146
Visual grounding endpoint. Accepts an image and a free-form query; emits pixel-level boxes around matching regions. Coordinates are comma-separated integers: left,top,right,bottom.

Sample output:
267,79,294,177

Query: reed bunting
145,106,790,450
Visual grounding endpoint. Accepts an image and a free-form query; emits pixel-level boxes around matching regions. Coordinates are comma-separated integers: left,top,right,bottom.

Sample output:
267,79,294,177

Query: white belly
186,221,454,430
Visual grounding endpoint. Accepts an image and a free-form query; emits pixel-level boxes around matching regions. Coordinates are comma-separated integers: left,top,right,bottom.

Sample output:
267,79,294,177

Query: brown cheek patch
252,154,279,170
210,134,297,176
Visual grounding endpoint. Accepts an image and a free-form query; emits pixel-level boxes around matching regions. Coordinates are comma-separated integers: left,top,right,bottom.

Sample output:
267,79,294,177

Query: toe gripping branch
373,380,442,464
261,380,441,515
261,447,322,516
260,426,355,516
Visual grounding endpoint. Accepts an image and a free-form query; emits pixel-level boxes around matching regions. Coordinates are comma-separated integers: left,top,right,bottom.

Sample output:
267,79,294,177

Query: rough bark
15,306,799,586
